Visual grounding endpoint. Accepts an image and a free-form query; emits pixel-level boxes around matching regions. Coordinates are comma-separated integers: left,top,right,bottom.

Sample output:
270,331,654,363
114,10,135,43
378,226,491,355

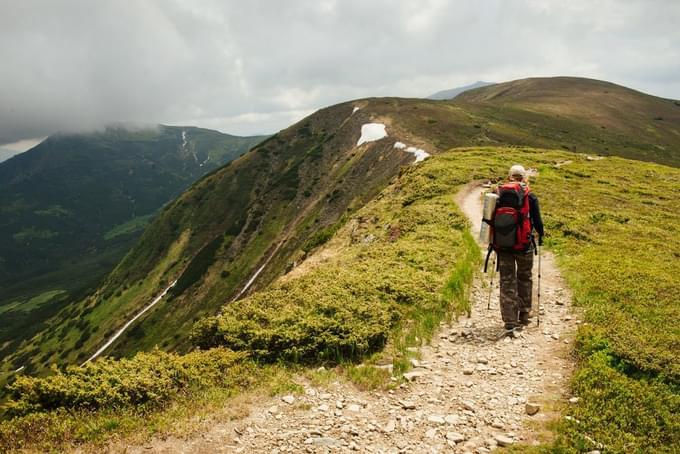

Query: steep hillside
4,77,680,378
453,76,680,166
2,148,677,453
0,126,265,358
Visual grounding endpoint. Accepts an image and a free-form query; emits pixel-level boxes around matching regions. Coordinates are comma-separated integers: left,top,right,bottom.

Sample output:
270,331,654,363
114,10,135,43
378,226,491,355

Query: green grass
190,158,479,365
418,147,679,453
0,145,480,451
2,146,678,452
103,214,153,241
0,290,65,316
0,126,265,360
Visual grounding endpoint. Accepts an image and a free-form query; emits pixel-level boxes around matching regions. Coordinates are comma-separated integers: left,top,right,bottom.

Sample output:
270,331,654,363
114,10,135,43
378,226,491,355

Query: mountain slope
426,80,495,100
2,147,678,453
453,76,680,166
5,77,680,376
0,126,265,358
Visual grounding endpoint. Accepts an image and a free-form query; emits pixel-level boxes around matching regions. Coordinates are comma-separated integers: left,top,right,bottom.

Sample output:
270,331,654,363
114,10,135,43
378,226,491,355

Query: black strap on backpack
483,244,499,273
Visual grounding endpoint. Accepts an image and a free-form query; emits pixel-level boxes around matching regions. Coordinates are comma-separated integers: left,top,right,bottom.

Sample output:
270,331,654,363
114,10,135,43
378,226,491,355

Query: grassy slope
0,126,265,359
4,77,680,385
3,146,677,453
434,148,679,453
454,76,680,167
3,102,426,373
0,146,481,452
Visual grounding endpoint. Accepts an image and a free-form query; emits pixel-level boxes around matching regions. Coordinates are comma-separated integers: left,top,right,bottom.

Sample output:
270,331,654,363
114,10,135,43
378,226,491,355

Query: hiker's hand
538,236,544,246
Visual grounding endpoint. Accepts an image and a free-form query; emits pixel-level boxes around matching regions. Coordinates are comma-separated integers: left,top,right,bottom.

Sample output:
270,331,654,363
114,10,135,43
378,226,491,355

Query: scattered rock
399,400,416,410
495,435,514,447
403,371,425,381
445,414,459,424
461,400,476,412
446,432,465,443
132,202,576,454
427,415,446,425
306,437,342,447
525,402,540,416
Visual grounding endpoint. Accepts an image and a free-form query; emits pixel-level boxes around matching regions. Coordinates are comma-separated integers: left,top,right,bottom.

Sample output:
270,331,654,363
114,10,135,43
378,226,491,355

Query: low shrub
191,160,479,364
4,348,253,416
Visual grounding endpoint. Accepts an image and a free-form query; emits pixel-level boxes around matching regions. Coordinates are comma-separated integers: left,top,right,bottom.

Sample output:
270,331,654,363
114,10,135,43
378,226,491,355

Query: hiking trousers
498,250,533,324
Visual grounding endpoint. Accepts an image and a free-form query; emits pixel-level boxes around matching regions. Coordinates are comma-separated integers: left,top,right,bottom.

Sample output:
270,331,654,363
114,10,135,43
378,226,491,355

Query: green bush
4,348,252,416
191,161,478,364
192,269,396,362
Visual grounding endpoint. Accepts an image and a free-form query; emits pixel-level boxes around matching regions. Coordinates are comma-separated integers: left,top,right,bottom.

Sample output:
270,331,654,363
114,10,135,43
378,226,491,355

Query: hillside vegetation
454,77,680,166
2,147,677,453
6,77,679,383
0,126,265,360
0,144,481,451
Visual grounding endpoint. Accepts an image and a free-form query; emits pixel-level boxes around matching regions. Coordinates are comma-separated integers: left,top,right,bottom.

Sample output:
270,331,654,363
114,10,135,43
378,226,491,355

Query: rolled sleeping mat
479,192,498,244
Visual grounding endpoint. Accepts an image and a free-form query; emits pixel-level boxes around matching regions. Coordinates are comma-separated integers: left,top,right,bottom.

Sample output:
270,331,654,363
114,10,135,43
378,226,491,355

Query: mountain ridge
426,80,495,100
3,76,680,376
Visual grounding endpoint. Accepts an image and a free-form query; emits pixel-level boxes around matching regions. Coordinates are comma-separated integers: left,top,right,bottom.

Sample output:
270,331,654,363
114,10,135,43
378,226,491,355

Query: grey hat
509,164,526,179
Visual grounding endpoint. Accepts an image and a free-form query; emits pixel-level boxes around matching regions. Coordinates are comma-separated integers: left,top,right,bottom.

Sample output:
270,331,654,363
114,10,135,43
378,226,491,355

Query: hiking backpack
491,182,533,251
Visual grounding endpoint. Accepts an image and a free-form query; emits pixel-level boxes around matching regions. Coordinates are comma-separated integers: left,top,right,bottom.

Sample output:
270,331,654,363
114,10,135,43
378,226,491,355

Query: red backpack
491,182,533,251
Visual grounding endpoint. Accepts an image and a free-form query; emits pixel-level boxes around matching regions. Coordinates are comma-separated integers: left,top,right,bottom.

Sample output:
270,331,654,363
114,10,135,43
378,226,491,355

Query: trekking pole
537,243,542,326
487,252,496,310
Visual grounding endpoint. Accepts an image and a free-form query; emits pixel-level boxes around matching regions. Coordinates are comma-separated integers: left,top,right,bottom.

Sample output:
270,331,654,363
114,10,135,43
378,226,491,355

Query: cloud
1,0,678,144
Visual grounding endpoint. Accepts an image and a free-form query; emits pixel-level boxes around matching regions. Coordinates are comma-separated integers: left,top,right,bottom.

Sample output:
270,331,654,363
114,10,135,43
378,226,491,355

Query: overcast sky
1,0,679,146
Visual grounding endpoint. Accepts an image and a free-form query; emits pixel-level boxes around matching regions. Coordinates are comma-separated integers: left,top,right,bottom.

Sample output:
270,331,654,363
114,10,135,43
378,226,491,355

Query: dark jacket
528,192,544,239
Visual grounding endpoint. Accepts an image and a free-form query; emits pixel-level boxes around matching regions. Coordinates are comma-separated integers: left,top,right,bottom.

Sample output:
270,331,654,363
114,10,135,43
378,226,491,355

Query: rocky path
124,184,578,454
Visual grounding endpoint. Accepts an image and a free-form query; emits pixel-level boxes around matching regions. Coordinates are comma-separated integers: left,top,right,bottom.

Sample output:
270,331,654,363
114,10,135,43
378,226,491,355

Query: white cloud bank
0,0,678,144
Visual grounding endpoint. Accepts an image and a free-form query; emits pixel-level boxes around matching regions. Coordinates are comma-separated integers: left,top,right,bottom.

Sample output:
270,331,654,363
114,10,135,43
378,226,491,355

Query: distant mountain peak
427,81,495,100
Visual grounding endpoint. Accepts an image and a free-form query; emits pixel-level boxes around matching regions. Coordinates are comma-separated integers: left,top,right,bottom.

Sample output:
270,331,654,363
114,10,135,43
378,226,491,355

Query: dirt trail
122,184,577,454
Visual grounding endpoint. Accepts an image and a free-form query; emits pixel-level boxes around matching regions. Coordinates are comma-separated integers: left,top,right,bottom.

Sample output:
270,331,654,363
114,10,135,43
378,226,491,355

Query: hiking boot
504,322,519,331
519,311,531,325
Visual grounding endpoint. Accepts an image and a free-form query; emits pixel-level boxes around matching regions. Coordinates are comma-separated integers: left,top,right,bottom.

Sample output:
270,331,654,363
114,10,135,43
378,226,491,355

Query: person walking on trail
492,165,544,331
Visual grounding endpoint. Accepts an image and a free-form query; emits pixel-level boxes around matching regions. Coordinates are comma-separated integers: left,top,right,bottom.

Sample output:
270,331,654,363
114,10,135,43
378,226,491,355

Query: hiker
492,165,544,330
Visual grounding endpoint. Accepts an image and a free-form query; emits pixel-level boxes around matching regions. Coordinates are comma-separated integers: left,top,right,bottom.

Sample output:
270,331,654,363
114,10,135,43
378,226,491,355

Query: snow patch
232,242,285,302
352,106,360,114
394,141,430,163
82,280,178,365
357,123,387,146
405,146,430,163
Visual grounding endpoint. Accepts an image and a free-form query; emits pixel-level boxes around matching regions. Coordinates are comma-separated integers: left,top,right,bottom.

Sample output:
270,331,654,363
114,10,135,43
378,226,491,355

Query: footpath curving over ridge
122,182,579,454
